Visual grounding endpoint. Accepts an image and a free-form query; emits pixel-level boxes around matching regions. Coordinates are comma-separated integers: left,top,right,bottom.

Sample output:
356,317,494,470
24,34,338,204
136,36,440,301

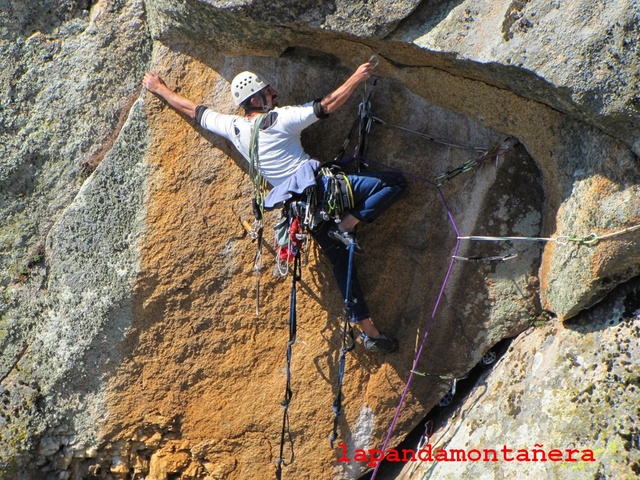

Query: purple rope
370,186,460,480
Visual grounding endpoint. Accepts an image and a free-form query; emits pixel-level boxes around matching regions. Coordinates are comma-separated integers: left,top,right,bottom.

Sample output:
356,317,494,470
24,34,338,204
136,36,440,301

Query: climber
142,59,406,353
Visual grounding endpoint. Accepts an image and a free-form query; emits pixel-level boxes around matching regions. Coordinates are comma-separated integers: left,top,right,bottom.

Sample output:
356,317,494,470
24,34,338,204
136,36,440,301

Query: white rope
459,224,640,246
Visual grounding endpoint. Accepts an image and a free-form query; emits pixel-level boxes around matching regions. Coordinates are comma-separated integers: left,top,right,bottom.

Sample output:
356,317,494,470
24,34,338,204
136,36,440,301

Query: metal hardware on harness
273,194,323,278
314,168,354,227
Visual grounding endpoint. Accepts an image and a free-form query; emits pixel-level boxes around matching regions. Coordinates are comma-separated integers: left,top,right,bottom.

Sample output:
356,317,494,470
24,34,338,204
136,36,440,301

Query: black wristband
195,105,208,125
313,99,329,119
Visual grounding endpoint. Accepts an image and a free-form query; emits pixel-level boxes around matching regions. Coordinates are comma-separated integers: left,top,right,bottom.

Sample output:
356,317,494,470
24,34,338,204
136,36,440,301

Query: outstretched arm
143,72,198,119
319,60,375,115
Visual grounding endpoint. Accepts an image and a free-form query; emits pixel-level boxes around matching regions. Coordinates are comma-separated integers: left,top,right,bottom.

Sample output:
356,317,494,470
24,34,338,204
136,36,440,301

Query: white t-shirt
198,102,319,186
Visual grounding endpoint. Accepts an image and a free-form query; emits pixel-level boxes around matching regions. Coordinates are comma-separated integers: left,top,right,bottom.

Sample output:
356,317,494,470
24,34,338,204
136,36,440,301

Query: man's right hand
352,60,376,84
319,59,377,115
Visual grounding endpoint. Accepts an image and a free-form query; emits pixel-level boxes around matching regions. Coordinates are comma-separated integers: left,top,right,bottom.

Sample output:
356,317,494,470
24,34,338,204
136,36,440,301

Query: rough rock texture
0,0,151,475
393,0,640,154
0,0,639,479
398,279,640,480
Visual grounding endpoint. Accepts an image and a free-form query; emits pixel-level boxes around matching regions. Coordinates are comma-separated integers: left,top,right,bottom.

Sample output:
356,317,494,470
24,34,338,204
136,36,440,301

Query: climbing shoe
360,333,399,354
328,228,364,254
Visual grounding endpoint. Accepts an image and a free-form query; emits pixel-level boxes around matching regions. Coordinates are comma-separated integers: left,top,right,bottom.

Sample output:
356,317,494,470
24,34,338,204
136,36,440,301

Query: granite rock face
0,1,638,479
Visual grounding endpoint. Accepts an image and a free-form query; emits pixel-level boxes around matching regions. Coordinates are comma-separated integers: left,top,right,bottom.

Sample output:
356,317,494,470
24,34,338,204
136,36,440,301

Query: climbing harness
329,242,357,447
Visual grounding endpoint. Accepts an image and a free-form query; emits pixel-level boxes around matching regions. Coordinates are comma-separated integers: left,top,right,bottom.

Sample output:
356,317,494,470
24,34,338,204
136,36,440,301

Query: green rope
249,114,268,219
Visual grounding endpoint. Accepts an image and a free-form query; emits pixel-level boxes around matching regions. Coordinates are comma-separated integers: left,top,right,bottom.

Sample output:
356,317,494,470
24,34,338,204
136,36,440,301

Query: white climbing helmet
231,71,270,106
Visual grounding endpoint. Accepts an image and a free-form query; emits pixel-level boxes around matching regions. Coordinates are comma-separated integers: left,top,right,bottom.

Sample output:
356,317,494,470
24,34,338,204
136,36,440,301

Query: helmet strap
260,92,269,112
245,90,270,113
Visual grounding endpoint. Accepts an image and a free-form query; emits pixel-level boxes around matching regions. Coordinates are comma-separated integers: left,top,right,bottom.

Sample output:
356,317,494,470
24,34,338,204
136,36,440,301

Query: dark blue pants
312,171,407,321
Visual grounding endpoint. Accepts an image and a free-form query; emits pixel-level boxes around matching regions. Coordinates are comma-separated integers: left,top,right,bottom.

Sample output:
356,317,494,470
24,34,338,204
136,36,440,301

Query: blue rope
330,242,356,447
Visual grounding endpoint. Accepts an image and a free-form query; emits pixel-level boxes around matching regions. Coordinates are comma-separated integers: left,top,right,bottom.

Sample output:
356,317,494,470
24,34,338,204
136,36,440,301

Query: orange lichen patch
576,174,617,220
538,242,555,299
588,174,618,198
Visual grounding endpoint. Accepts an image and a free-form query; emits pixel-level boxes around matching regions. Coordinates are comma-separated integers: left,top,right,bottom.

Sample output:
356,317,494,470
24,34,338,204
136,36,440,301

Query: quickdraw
434,136,520,186
434,157,483,186
416,420,434,451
